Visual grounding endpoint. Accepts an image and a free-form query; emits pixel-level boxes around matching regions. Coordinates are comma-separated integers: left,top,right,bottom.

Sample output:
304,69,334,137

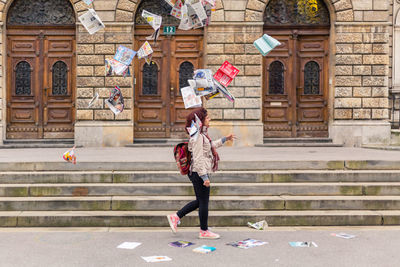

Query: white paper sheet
141,256,172,263
79,9,105,35
117,242,142,250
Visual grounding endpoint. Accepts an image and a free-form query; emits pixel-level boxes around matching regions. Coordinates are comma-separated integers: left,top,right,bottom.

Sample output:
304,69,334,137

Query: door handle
44,88,48,94
170,87,174,91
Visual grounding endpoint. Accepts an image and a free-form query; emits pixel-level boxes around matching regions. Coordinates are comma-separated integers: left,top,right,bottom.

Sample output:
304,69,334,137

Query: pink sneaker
167,214,180,233
199,230,220,239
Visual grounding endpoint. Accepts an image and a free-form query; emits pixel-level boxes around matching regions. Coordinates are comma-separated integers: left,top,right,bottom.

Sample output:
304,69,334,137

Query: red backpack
173,142,192,175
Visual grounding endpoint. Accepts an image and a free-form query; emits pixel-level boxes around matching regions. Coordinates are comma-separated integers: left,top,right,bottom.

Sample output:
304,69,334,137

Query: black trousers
176,172,210,231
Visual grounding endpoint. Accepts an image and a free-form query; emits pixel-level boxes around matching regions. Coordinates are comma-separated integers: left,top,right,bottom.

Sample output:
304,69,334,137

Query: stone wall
0,0,395,147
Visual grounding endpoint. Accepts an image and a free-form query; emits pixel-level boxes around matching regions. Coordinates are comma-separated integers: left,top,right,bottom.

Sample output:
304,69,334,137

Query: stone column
330,0,391,146
206,0,263,146
74,0,134,146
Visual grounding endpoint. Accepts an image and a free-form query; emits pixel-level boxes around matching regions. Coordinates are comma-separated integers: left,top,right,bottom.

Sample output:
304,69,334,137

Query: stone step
2,170,400,184
4,160,400,171
1,210,399,227
263,138,334,143
2,182,400,197
2,196,400,211
256,143,343,147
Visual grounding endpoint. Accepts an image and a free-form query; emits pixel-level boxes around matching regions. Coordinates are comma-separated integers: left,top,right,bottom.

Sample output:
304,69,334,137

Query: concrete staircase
1,160,400,227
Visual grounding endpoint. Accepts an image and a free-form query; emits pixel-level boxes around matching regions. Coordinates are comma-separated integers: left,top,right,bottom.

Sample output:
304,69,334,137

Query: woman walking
167,108,235,239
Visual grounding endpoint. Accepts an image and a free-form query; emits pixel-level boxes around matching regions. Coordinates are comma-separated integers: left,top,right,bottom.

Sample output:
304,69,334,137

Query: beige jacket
188,133,224,176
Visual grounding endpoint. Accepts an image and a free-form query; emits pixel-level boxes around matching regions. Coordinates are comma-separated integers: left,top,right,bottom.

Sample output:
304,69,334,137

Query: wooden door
6,28,75,139
263,29,329,138
134,27,203,139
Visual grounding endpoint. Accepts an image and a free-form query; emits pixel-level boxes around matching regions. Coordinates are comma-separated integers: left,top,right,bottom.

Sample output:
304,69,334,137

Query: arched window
264,0,330,26
7,0,75,26
135,0,180,26
15,61,31,95
142,62,158,95
179,61,194,90
52,61,68,95
268,61,284,95
304,61,320,95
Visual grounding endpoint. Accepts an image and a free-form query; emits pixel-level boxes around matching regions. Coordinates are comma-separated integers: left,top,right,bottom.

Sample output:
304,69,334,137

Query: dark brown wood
6,28,75,139
134,27,203,139
262,28,329,138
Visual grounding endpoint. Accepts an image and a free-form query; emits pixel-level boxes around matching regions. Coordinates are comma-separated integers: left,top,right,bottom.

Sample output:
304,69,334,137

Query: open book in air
253,34,281,56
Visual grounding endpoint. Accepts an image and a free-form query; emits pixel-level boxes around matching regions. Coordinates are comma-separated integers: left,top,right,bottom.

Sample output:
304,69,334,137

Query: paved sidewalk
0,146,400,163
0,226,398,267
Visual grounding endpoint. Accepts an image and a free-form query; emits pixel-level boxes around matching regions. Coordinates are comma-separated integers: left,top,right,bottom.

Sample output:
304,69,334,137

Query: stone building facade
0,0,394,147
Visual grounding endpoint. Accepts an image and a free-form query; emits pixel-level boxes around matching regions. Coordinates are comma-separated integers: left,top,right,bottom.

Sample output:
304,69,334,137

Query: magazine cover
137,41,153,59
171,0,183,19
105,59,130,76
114,46,136,66
105,86,124,115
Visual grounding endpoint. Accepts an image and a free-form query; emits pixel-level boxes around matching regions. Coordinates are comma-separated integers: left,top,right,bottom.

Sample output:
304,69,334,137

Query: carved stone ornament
264,0,330,26
135,0,180,26
8,0,75,26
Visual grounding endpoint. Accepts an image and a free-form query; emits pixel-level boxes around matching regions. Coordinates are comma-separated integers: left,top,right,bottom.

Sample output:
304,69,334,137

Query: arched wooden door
263,0,330,138
134,0,203,139
6,0,76,139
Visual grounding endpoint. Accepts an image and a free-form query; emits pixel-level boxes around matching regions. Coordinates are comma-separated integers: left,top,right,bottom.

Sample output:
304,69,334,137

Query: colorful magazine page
63,146,76,164
187,2,203,29
213,61,239,87
141,256,172,263
179,4,192,30
105,59,130,76
142,10,162,31
204,90,219,100
106,86,124,115
137,41,153,59
168,241,195,248
83,0,94,5
87,92,99,108
114,46,136,66
171,0,183,19
192,245,216,254
227,239,268,249
331,233,356,239
253,34,281,56
194,69,214,88
181,86,202,109
164,0,177,7
78,9,105,35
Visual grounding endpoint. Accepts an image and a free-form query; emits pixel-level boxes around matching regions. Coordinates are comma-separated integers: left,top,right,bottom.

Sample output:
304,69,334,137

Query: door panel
263,29,329,138
263,35,294,137
7,35,40,139
7,28,76,139
44,34,75,138
296,36,329,137
134,31,166,138
134,27,203,139
170,35,202,138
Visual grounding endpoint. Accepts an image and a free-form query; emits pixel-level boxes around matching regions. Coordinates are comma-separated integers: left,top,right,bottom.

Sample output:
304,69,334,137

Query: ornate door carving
134,27,203,138
263,0,330,138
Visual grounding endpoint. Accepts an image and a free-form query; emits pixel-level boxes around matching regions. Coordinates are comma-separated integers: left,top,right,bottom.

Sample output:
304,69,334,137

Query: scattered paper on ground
117,242,141,250
168,241,194,248
141,256,172,263
289,241,318,247
247,220,268,230
331,233,356,239
227,239,268,249
193,245,216,254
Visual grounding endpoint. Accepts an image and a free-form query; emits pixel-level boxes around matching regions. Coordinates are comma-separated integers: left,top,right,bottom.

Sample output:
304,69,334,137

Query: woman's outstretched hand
226,134,237,142
203,180,210,187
